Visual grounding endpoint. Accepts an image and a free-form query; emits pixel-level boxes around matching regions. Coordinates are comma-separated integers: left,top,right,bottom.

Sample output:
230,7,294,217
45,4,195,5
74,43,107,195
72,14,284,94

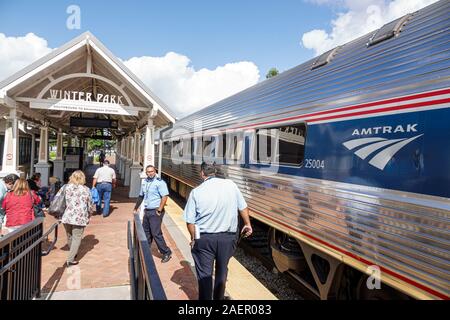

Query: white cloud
0,33,259,117
302,0,440,56
124,53,260,116
0,33,53,81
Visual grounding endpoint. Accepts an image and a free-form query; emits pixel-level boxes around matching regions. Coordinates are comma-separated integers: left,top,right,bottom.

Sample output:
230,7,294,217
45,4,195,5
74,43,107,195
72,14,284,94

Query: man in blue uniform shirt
134,165,172,263
183,162,253,300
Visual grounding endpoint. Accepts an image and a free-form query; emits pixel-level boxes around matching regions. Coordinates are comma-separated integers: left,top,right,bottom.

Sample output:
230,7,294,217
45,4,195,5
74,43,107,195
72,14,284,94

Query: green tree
87,139,104,152
266,67,279,79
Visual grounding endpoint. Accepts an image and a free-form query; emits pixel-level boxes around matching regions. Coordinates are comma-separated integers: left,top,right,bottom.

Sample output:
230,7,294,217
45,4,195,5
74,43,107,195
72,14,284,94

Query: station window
19,137,32,165
0,135,4,166
255,123,306,166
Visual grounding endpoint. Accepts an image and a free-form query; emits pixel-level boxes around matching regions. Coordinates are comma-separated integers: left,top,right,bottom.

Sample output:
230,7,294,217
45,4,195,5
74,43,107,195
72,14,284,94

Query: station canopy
0,31,176,138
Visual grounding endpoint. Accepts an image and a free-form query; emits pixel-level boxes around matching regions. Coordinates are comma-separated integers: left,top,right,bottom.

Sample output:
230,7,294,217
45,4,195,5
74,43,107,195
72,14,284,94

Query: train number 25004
304,159,325,169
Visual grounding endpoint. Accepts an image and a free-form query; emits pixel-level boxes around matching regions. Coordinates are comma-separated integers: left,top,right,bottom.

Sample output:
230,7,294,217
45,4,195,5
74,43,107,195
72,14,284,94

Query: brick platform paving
40,160,198,300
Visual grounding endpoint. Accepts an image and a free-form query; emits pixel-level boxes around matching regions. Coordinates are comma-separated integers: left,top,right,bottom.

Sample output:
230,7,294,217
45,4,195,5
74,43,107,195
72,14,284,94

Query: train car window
218,134,225,159
163,141,171,155
190,138,194,155
225,133,243,161
203,136,217,158
222,135,227,158
176,138,191,163
193,137,202,156
255,129,275,163
368,13,412,46
181,138,188,155
255,123,306,166
171,140,183,158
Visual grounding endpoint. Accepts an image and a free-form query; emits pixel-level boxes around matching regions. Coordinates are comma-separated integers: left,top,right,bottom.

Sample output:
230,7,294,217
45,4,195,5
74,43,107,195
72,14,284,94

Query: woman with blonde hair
56,170,95,267
2,177,41,232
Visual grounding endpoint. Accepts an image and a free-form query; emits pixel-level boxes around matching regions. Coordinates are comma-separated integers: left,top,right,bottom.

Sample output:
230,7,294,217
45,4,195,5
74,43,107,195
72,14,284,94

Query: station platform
39,159,276,300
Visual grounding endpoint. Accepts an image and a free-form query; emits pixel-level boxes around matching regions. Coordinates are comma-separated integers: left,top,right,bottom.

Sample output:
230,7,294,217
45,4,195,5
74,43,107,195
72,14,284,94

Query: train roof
164,0,450,138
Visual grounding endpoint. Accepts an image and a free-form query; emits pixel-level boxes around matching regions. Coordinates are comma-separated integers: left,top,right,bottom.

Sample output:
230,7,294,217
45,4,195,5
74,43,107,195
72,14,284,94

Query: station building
0,31,175,197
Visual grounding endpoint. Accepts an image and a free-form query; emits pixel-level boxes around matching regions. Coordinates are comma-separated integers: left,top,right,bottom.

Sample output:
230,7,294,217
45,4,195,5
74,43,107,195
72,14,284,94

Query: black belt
200,231,236,235
99,182,112,184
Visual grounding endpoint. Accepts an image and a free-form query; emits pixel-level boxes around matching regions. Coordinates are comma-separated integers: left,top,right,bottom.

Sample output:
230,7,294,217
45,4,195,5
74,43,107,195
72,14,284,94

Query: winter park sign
48,89,125,105
28,89,139,116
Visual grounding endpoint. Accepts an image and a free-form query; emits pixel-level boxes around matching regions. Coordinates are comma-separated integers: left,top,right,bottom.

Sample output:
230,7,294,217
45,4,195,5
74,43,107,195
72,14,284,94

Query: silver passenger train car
157,0,450,299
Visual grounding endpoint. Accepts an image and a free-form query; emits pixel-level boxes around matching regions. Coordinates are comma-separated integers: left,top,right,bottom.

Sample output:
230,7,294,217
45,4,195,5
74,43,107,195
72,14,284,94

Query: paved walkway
39,155,275,300
40,160,198,300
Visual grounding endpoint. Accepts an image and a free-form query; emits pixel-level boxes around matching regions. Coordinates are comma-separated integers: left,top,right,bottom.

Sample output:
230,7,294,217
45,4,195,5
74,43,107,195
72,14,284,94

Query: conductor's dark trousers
191,232,237,300
142,209,171,255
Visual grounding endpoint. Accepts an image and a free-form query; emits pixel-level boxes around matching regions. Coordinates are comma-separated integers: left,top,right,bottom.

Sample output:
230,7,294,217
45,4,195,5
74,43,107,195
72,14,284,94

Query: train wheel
269,228,304,274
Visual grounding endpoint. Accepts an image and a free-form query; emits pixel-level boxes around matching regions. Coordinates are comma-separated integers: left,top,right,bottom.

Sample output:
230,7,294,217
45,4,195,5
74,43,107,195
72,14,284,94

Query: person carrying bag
31,191,45,218
2,178,41,232
49,184,67,219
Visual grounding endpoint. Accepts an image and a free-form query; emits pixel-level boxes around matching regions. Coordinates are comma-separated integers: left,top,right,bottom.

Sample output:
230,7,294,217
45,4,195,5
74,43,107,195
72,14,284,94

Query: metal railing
128,214,166,300
0,218,58,300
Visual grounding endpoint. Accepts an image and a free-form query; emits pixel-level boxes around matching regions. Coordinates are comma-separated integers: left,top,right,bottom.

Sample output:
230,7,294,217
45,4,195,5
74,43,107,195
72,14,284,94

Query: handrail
0,218,43,243
0,221,59,276
41,222,59,256
127,220,137,300
0,218,59,300
128,214,167,300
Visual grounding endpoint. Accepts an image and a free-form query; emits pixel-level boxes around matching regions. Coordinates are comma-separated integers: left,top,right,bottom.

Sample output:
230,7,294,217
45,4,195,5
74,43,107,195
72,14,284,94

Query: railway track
236,220,318,300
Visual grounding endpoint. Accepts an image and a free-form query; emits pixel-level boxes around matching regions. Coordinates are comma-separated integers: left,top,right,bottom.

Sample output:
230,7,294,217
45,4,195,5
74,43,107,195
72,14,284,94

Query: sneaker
161,253,172,263
66,261,79,267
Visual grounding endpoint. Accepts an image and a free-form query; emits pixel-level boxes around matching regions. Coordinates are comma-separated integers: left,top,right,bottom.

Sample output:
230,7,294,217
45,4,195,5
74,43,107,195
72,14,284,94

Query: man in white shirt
92,160,116,217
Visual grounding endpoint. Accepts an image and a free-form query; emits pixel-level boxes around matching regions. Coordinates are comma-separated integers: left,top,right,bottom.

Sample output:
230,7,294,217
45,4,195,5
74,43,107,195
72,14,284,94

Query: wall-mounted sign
70,117,118,129
48,90,124,105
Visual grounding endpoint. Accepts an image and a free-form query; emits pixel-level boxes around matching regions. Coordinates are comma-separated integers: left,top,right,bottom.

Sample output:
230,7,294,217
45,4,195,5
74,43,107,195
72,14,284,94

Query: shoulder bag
48,184,67,218
30,191,45,218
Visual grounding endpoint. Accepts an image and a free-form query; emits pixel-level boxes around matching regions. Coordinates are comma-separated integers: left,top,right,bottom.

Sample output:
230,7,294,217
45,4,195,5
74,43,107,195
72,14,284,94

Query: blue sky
0,0,437,116
0,0,333,74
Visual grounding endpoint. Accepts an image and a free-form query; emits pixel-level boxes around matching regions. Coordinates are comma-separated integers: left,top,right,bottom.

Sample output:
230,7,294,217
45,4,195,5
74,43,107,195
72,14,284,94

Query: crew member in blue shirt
134,165,172,263
183,162,253,300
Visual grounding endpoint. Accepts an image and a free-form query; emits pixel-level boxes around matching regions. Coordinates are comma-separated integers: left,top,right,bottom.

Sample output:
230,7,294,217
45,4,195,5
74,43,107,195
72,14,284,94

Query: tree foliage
266,67,279,79
87,139,115,152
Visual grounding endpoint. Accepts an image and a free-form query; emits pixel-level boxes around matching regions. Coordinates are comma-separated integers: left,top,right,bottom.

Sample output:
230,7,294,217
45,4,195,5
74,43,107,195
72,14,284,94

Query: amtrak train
157,0,450,300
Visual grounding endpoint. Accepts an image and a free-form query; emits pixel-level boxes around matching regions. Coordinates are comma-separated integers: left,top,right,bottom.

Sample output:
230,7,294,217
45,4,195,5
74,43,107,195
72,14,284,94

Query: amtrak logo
343,134,423,170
